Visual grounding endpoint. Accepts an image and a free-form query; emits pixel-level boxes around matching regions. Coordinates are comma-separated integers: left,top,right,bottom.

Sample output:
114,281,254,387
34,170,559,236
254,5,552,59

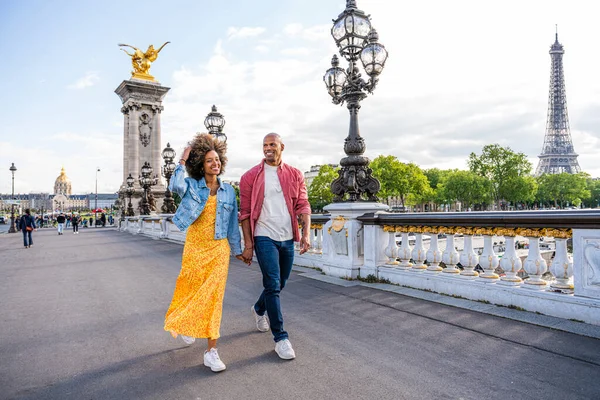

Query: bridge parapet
119,211,600,325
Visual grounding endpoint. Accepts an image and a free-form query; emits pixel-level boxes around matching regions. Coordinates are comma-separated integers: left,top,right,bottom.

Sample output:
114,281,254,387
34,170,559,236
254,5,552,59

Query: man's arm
299,213,311,254
239,172,254,263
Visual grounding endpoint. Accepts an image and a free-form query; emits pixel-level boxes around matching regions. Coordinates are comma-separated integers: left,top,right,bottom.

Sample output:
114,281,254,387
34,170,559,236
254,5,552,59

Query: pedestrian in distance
164,133,247,373
20,209,36,248
239,133,311,360
72,213,80,234
56,213,66,235
66,215,71,228
101,213,106,227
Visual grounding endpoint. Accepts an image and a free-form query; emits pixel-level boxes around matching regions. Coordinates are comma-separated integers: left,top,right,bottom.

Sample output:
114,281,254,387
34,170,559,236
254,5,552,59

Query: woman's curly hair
185,133,228,180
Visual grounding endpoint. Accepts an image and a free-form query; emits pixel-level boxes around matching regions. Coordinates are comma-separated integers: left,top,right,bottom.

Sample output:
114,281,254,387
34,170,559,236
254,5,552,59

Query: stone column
115,79,170,213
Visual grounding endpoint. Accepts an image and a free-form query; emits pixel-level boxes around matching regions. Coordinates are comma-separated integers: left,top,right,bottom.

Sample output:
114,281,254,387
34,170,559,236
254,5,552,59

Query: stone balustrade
118,210,600,325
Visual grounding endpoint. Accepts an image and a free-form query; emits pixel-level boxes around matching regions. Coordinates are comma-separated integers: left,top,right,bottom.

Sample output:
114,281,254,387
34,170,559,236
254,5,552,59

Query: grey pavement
1,228,600,400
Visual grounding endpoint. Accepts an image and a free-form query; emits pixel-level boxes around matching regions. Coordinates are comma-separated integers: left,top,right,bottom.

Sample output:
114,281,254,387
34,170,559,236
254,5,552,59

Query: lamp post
94,167,100,225
139,162,157,215
8,163,17,233
204,105,227,142
323,0,388,202
161,142,177,213
125,174,135,216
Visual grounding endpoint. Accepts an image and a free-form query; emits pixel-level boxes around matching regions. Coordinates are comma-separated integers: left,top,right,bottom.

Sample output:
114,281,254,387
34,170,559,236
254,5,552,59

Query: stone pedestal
573,229,600,299
321,202,389,279
115,79,170,213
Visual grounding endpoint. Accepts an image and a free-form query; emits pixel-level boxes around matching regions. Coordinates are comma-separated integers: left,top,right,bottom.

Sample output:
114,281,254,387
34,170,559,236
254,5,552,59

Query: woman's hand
236,254,251,266
180,146,192,165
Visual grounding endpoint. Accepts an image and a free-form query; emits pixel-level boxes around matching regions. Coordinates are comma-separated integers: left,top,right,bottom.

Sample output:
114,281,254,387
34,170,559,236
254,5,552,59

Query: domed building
51,167,87,212
54,167,72,196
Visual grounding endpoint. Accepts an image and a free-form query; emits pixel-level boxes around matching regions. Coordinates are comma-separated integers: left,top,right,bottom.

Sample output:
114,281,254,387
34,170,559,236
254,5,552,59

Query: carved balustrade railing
117,210,600,325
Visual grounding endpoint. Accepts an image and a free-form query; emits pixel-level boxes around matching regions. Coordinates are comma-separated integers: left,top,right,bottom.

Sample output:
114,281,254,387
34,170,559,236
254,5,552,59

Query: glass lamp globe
360,29,388,77
331,1,371,60
126,173,135,187
204,105,225,135
161,143,176,162
323,55,347,98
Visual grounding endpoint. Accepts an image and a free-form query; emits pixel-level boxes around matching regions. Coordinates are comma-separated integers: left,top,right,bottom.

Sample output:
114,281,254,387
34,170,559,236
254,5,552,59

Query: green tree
370,156,430,207
503,175,538,207
308,165,337,212
586,178,600,208
468,144,533,207
442,170,492,210
536,173,590,208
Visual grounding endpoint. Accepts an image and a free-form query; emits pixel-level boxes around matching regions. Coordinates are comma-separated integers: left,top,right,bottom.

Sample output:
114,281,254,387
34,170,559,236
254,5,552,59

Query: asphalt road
1,228,599,400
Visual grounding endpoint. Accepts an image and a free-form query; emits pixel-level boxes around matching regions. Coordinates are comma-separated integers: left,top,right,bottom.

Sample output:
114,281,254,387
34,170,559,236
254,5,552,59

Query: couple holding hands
163,132,311,372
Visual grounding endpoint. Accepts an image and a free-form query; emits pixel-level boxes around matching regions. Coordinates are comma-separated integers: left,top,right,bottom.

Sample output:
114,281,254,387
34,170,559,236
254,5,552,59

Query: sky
1,0,599,195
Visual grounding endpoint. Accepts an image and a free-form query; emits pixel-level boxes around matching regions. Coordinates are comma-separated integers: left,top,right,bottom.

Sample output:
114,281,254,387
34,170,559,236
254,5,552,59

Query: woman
20,209,36,248
164,133,247,373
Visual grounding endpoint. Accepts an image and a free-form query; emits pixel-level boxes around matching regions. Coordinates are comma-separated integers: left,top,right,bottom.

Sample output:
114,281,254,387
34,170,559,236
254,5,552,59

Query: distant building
304,164,338,188
88,193,119,210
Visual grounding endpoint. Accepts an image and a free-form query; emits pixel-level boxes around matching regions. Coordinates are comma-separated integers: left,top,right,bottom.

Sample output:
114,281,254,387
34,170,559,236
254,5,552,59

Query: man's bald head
264,132,282,143
263,132,285,166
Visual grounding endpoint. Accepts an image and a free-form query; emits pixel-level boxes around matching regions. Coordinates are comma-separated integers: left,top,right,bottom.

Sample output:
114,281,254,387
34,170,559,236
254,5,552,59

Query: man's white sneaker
275,339,296,360
251,306,270,332
204,348,226,372
180,335,195,345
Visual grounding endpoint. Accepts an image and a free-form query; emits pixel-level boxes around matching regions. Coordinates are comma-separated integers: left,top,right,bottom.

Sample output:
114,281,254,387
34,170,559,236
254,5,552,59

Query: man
239,133,311,360
56,213,66,235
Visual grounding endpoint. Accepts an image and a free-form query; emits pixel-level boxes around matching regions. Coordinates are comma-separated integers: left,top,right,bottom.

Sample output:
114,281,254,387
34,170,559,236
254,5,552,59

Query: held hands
236,254,251,265
237,247,254,265
299,236,311,255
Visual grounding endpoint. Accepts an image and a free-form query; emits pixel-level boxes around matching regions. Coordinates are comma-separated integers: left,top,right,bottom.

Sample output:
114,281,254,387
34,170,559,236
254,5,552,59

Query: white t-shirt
254,163,293,241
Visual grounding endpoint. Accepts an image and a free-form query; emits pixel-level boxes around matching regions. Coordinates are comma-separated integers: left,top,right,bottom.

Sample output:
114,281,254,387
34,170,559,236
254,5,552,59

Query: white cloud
281,47,312,57
227,26,266,40
255,45,270,54
67,71,99,90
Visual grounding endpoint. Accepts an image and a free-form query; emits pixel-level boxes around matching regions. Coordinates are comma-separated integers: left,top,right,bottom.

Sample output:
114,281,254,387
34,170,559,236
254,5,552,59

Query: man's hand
236,254,251,266
241,247,254,264
299,236,310,255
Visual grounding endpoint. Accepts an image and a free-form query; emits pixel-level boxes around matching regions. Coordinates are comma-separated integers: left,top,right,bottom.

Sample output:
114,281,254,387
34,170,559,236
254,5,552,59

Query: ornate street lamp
324,0,388,202
139,162,157,215
204,105,227,142
161,142,177,213
126,173,135,216
8,163,17,233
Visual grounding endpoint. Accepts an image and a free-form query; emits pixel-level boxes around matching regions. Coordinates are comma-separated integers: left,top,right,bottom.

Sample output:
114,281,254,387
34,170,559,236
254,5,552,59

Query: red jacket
239,160,311,242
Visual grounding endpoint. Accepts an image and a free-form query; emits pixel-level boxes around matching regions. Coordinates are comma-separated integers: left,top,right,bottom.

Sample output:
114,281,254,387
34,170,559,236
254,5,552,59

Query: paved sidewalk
1,228,599,400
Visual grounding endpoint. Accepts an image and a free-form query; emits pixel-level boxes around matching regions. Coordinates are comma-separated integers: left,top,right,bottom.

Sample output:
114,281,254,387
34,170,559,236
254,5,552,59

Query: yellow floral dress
164,195,230,339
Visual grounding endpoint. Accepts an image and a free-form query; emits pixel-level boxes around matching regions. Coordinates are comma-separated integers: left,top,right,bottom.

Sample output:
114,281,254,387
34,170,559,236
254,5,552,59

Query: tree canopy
307,165,338,212
468,144,532,206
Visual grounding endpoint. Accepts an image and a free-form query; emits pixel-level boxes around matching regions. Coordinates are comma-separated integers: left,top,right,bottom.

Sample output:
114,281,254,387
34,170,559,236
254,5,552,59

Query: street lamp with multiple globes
125,174,135,216
94,167,101,224
8,163,17,233
204,105,227,142
323,0,388,202
161,142,177,213
139,162,158,215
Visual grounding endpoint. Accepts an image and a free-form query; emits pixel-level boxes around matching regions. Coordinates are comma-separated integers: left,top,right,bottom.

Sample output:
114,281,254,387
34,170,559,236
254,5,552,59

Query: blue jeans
22,230,32,247
253,236,295,342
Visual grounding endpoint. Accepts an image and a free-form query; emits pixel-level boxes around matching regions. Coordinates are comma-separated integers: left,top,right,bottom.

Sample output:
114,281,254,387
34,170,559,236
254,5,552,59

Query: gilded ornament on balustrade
310,223,323,230
383,225,395,232
543,228,572,238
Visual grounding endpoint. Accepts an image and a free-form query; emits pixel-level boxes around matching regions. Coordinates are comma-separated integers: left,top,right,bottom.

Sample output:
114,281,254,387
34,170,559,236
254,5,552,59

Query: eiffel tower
535,30,581,176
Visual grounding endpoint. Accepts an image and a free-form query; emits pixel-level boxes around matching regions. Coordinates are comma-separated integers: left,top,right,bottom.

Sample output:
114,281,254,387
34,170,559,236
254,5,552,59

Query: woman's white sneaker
251,306,270,332
275,339,296,360
204,348,226,372
180,335,196,345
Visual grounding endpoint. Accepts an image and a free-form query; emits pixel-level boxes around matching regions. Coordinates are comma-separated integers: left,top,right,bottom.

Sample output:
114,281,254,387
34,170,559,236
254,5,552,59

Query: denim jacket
169,164,242,256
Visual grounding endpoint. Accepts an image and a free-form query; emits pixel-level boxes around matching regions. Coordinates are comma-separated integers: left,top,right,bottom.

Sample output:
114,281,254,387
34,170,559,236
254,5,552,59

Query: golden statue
118,42,170,81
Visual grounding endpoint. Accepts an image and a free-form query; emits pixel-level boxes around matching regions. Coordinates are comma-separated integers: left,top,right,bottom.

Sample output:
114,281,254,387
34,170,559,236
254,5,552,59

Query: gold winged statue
118,42,170,81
